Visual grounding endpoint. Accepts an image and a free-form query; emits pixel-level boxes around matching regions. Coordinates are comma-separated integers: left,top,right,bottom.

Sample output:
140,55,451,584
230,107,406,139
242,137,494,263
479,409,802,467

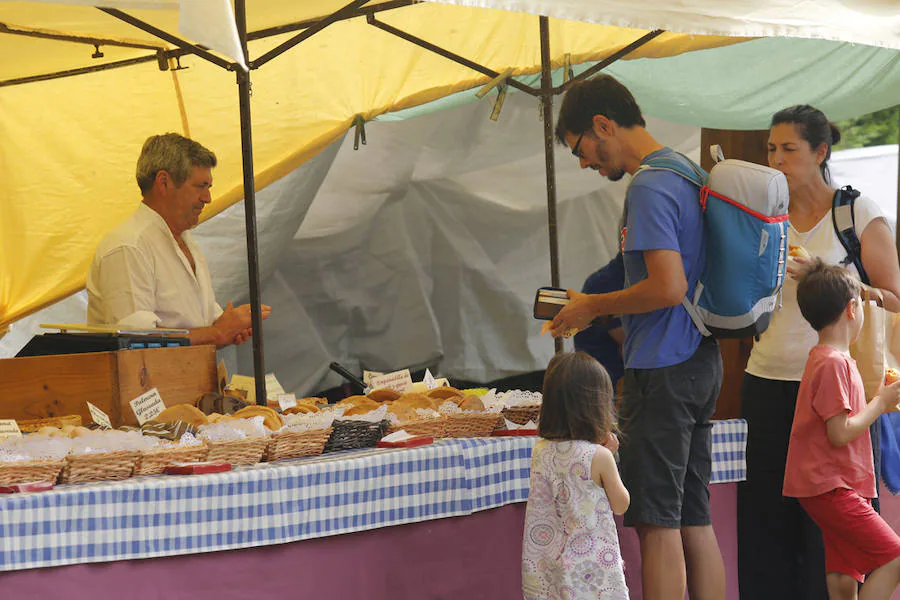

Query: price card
129,388,166,425
87,402,112,429
0,419,22,440
265,373,286,400
423,368,438,390
369,369,413,393
277,393,297,412
363,370,384,386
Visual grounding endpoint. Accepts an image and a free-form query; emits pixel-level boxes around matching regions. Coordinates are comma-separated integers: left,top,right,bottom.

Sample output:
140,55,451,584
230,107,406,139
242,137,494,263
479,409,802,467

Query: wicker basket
17,414,82,433
265,427,332,462
445,413,503,438
386,417,446,438
60,450,140,484
133,444,209,476
325,420,390,452
502,405,541,426
0,459,66,485
204,437,268,466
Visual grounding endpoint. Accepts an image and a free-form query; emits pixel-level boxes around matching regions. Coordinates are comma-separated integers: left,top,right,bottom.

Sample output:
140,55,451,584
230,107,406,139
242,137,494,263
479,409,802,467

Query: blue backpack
633,149,790,338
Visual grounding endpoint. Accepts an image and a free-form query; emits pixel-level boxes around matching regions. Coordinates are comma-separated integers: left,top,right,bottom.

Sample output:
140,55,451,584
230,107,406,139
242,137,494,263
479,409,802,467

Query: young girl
522,351,630,599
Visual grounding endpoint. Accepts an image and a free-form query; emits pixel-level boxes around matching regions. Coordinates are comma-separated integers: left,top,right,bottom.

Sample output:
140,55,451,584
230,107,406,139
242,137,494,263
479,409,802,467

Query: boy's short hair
796,258,861,331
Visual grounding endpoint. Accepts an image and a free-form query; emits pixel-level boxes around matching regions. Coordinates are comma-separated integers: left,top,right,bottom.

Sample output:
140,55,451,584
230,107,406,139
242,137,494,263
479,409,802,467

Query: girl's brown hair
538,351,616,444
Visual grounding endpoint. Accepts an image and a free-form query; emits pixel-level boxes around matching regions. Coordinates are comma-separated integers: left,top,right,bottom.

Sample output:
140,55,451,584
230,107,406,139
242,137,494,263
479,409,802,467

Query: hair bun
829,122,842,146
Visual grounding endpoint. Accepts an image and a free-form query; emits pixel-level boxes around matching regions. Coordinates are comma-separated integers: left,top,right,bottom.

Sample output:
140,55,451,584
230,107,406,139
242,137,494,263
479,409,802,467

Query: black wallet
533,287,569,320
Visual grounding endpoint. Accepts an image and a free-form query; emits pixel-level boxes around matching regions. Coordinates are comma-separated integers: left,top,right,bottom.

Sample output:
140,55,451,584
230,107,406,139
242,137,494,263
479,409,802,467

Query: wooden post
700,128,770,420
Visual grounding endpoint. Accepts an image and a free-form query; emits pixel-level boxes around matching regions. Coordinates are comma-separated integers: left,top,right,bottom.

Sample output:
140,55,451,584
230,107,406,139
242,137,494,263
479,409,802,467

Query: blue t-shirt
574,254,625,386
620,148,705,369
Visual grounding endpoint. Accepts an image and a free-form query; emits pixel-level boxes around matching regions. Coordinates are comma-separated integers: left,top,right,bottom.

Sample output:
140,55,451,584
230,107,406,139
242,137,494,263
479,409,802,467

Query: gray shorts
618,338,723,528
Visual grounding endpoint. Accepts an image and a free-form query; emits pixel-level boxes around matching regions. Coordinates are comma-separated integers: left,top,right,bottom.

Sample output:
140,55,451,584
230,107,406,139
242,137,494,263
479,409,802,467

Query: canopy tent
2,1,900,394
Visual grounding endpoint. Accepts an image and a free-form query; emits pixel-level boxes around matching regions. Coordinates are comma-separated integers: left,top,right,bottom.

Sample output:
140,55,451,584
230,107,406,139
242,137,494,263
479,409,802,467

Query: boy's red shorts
799,488,900,582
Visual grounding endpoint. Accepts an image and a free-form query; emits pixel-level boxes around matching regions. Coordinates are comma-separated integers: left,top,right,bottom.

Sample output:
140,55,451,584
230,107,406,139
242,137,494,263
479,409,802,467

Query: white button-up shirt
87,203,223,329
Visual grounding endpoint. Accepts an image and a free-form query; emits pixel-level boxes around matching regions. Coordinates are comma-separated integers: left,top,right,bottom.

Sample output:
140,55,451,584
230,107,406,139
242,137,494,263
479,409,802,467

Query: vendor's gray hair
136,133,217,194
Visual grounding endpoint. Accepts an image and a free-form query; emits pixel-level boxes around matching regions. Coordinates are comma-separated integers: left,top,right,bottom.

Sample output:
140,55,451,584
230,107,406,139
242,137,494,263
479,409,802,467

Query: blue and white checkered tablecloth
0,420,746,572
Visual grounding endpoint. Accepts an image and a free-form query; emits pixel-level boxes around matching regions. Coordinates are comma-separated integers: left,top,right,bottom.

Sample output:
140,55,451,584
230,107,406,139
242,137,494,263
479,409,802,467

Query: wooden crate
0,345,217,427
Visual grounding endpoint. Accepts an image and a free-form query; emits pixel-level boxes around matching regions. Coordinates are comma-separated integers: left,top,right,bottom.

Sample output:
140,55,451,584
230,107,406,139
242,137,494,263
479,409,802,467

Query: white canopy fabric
429,0,900,50
0,94,701,391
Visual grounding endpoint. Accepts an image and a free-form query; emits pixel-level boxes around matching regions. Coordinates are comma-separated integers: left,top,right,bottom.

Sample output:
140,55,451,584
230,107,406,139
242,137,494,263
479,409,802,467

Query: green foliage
835,106,899,150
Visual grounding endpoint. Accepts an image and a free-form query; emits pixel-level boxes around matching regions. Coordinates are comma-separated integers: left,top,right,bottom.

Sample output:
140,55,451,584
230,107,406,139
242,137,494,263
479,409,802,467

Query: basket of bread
199,405,282,466
59,429,154,484
266,398,333,462
323,396,390,452
498,390,543,427
0,433,69,486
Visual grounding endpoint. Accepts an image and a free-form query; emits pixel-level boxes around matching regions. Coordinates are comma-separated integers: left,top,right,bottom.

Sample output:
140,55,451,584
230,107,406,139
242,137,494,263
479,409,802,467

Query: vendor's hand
214,302,271,345
786,256,814,281
232,327,252,346
602,432,619,453
548,290,595,338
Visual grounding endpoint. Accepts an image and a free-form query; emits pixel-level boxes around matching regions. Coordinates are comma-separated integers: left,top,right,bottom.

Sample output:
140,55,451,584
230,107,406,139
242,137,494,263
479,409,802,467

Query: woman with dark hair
738,105,900,599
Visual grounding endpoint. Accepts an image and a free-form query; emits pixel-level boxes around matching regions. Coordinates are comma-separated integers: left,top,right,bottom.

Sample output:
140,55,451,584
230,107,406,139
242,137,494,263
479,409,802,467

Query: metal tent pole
234,0,267,406
539,16,563,354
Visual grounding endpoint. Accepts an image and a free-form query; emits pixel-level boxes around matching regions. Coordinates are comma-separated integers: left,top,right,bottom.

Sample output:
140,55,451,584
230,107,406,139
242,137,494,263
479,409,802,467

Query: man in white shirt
87,133,271,347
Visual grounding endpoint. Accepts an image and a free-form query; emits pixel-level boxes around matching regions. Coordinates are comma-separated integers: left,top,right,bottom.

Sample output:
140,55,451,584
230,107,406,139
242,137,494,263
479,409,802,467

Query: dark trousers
738,374,828,600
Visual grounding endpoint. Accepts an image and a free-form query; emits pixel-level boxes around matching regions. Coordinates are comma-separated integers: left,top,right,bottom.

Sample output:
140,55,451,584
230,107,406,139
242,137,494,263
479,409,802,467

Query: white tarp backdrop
0,92,702,394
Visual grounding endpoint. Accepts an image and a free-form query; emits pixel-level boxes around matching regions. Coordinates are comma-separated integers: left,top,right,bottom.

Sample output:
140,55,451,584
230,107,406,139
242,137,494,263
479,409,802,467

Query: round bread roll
344,403,381,417
367,388,402,403
336,395,370,407
231,405,284,431
395,392,438,411
284,404,319,415
336,395,380,412
386,402,417,423
37,426,62,437
426,386,462,400
788,244,811,259
68,426,93,438
458,395,485,412
154,404,209,428
297,397,326,407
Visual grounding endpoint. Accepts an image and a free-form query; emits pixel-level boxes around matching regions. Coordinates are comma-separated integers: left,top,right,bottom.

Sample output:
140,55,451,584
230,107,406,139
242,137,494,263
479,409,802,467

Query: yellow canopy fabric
0,1,748,328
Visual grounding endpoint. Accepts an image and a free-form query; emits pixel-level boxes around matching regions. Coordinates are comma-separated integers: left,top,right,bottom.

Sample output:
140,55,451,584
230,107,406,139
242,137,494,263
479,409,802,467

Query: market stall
0,420,748,599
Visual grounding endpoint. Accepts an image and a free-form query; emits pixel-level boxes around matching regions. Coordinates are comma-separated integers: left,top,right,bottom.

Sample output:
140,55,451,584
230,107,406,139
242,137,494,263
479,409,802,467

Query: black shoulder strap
831,185,869,285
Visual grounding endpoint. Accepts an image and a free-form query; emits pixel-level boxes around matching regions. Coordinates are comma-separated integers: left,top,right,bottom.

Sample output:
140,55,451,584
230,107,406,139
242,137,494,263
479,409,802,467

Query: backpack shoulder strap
632,153,707,189
831,185,869,285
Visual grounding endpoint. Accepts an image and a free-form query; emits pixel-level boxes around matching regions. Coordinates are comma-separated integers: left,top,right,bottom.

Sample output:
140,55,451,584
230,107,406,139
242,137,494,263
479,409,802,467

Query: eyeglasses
571,131,585,159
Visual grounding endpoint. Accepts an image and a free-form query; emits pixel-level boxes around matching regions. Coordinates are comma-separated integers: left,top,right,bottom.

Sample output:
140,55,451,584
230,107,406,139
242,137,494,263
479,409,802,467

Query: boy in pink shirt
785,259,900,599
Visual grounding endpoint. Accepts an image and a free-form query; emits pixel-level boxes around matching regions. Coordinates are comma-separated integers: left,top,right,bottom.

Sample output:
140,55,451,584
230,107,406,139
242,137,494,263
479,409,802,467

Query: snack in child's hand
885,368,900,386
788,244,811,259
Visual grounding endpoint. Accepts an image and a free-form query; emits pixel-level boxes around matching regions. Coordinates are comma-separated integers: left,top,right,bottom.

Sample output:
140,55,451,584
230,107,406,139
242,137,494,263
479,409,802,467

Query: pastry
284,404,319,415
886,368,900,386
68,426,93,438
395,392,438,411
385,402,417,422
788,244,811,259
336,395,379,412
458,395,485,412
426,386,462,401
231,405,284,431
367,388,402,403
154,404,209,428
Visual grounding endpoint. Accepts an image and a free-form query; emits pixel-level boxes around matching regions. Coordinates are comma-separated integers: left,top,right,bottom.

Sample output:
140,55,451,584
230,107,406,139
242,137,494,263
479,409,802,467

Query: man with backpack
549,75,725,600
